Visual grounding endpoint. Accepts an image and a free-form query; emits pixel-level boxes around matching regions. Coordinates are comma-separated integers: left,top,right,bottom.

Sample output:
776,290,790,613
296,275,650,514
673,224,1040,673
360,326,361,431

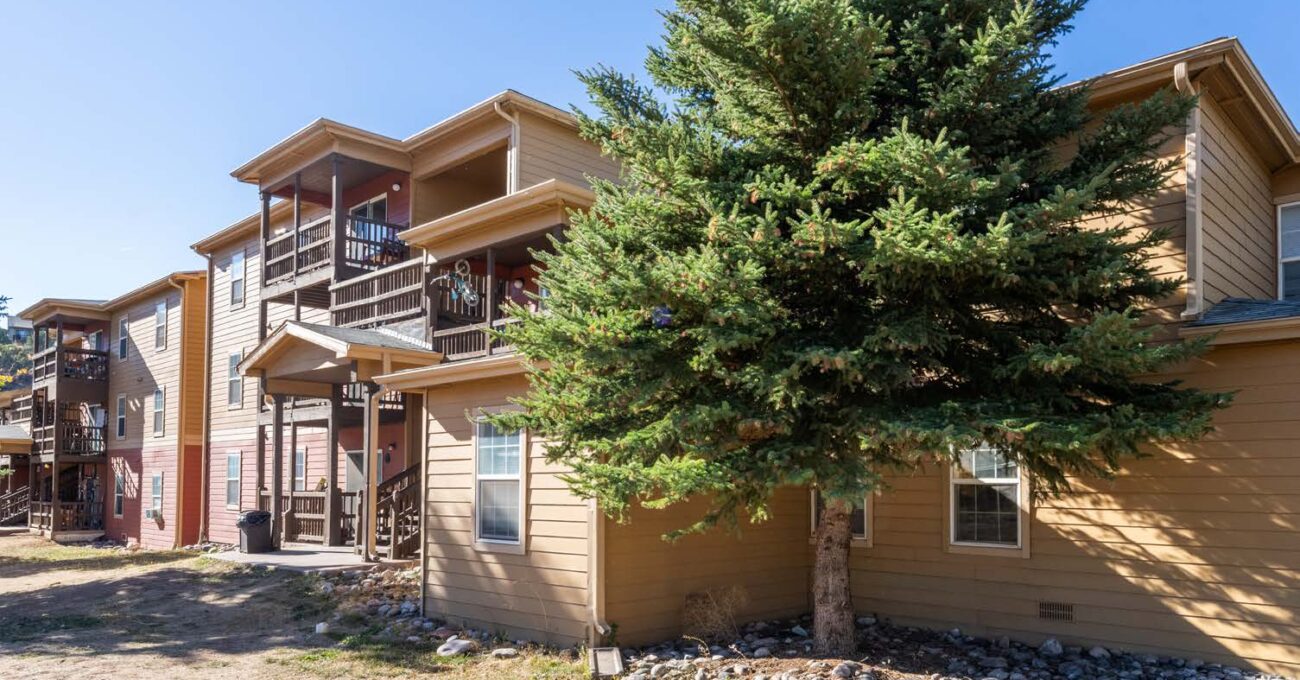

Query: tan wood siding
602,487,813,647
422,374,591,645
108,289,184,452
1200,92,1278,303
516,112,619,190
850,342,1300,676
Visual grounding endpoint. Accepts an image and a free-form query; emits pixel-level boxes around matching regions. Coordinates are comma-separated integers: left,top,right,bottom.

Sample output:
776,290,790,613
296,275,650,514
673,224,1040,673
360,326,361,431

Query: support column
255,424,265,507
287,423,297,538
270,395,285,548
324,387,341,546
260,191,271,285
360,382,380,561
484,248,496,355
292,173,302,279
331,154,346,282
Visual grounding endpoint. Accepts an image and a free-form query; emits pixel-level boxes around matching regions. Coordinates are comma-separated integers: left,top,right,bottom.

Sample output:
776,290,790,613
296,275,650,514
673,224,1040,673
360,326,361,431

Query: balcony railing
264,215,411,287
431,317,519,361
62,349,109,382
28,500,102,531
32,421,106,457
31,348,109,384
331,259,425,328
12,395,32,425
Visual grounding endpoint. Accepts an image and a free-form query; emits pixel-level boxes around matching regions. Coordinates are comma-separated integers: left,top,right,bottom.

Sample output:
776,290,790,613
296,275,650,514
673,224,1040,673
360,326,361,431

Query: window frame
115,394,127,440
1278,201,1300,300
225,450,241,509
87,330,102,352
471,410,527,554
117,317,129,359
227,351,243,409
293,447,307,492
113,470,125,518
152,387,165,437
230,248,246,308
154,299,167,351
809,489,873,548
149,471,164,517
945,445,1031,558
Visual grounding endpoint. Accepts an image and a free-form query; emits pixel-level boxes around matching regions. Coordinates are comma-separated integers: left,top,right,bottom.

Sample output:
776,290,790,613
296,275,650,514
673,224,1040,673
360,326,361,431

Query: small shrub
681,585,749,643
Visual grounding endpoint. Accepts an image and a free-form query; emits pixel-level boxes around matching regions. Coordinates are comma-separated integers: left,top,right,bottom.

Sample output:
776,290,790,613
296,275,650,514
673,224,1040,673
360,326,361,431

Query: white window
154,300,167,350
293,447,307,492
152,388,165,437
113,471,125,518
115,394,126,439
225,451,241,509
1280,203,1300,300
150,472,164,516
475,420,524,545
117,318,128,359
951,444,1022,548
87,330,102,352
230,249,246,306
227,351,243,408
810,490,871,542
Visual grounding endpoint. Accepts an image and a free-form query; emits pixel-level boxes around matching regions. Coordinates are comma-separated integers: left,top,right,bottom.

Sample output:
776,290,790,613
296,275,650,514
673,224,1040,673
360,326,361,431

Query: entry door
345,452,365,493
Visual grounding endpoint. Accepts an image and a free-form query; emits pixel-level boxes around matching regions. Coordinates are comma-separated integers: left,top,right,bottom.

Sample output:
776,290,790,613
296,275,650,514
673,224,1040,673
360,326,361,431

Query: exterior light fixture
392,182,402,192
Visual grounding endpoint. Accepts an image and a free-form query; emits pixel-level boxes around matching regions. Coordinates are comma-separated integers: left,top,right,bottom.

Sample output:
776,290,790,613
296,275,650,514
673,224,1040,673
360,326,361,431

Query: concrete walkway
208,543,371,573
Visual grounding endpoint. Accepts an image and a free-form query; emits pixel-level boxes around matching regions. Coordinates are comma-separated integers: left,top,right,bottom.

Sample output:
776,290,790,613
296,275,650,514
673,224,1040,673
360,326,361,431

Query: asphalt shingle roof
292,322,432,352
1188,298,1300,327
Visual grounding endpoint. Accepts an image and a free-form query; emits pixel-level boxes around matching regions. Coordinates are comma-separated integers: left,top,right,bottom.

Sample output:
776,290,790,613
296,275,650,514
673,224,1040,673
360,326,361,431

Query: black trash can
237,510,273,553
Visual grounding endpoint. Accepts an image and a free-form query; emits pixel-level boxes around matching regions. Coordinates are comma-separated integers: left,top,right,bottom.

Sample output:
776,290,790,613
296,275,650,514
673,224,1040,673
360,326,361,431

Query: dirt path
0,531,330,679
0,531,583,679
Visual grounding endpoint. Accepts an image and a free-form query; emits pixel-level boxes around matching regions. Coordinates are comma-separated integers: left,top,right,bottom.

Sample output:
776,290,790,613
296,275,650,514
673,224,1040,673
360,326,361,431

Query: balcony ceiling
267,153,402,199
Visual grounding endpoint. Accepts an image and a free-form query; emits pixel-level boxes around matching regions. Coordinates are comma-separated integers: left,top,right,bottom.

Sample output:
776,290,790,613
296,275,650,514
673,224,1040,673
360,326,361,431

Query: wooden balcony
258,489,358,545
431,318,518,361
30,499,103,533
263,215,412,298
31,419,106,460
330,258,425,329
30,347,110,404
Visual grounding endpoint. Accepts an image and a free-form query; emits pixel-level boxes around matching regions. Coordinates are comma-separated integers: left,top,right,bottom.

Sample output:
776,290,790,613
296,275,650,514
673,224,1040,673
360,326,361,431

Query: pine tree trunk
812,499,856,656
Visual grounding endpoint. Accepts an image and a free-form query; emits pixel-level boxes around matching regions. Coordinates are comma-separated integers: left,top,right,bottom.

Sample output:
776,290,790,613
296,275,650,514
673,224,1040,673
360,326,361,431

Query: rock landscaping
617,615,1290,680
313,566,1290,680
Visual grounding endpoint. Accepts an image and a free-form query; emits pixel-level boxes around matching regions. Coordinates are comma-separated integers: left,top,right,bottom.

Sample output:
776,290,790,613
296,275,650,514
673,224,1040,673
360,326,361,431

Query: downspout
1176,61,1205,320
493,101,520,194
166,275,189,548
197,254,215,542
587,498,610,646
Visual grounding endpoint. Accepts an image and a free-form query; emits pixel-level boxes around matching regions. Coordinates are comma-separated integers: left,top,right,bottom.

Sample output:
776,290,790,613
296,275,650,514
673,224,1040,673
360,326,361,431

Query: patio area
207,543,376,573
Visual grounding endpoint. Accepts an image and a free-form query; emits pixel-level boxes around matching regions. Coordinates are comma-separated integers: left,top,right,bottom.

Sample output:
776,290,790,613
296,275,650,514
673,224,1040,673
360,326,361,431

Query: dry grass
681,584,749,644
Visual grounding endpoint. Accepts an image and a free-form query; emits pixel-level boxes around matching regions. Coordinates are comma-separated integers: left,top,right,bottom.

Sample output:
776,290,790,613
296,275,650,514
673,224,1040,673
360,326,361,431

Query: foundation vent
1038,601,1075,623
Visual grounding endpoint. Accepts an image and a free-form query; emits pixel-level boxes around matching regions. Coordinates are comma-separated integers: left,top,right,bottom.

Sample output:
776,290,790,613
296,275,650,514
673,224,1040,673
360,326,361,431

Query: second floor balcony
252,151,417,303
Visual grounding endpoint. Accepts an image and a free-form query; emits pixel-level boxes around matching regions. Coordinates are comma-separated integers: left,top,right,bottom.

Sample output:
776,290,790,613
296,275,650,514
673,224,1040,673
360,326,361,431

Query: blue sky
2,0,1298,311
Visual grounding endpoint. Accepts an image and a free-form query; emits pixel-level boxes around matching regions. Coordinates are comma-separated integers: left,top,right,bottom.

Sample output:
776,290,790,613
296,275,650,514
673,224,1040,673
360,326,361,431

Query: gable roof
19,271,205,323
238,320,441,378
1080,37,1300,170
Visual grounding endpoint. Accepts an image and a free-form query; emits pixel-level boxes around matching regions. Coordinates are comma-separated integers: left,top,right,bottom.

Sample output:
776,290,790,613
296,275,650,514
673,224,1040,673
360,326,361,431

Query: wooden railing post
331,154,346,281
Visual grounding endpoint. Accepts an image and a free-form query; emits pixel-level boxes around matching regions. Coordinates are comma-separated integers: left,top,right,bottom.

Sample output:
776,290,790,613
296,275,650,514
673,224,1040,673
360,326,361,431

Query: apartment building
11,273,206,546
2,37,1298,677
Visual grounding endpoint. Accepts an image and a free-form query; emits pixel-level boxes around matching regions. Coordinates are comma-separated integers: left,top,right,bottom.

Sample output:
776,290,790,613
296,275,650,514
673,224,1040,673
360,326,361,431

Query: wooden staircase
373,465,420,559
0,487,30,525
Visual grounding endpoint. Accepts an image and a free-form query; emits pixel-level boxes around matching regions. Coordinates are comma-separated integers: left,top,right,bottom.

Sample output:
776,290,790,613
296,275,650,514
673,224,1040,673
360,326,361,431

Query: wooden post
325,387,341,546
484,248,496,356
270,394,285,548
425,258,439,346
331,154,346,281
287,422,297,539
260,191,271,285
292,173,302,279
255,423,265,507
360,382,380,561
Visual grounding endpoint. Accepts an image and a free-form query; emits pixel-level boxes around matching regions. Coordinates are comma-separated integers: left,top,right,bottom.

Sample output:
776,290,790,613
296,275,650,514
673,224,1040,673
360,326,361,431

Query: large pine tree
498,0,1228,655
